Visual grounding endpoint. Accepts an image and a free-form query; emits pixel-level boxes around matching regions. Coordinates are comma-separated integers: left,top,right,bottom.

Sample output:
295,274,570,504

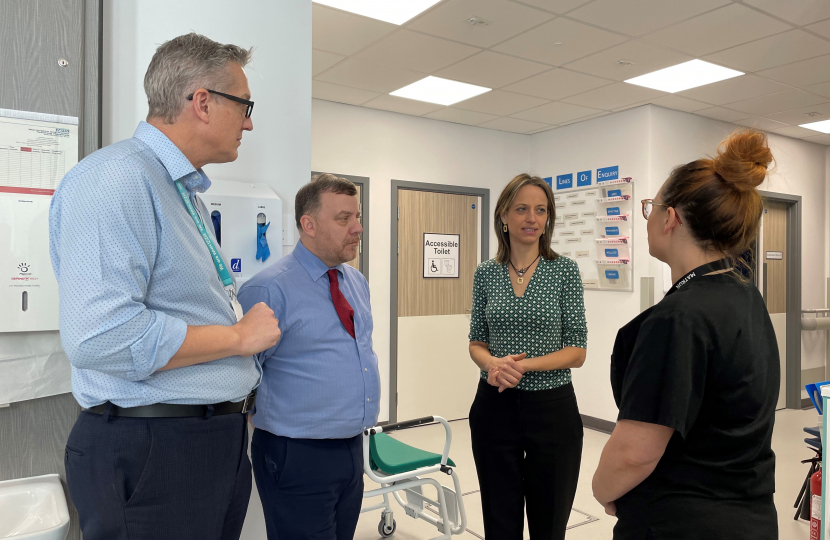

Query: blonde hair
494,173,558,264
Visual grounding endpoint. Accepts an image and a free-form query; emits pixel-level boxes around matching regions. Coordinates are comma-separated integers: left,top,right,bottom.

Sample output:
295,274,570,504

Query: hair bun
712,129,773,189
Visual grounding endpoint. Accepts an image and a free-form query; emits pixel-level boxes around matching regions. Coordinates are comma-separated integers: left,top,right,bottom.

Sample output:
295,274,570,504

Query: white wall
529,107,653,422
526,104,829,422
103,0,311,235
312,98,530,422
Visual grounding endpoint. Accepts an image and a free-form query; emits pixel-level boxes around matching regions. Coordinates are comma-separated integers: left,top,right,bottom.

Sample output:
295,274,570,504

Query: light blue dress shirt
49,122,260,408
237,240,380,439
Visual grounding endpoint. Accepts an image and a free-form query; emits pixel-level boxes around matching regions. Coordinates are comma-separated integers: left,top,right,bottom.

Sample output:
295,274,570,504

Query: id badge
231,298,244,322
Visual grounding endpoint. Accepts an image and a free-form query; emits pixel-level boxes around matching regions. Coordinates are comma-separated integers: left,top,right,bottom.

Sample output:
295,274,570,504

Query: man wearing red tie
237,173,380,540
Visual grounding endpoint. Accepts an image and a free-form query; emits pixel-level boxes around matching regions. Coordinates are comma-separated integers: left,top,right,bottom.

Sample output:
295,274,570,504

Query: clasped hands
487,353,527,393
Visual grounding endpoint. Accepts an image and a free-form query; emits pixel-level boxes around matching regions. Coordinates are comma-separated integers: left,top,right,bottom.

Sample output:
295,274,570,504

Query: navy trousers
251,428,364,540
64,410,252,540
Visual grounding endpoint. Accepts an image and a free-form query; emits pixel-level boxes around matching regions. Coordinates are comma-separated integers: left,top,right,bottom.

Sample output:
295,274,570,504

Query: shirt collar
292,240,347,282
133,121,212,193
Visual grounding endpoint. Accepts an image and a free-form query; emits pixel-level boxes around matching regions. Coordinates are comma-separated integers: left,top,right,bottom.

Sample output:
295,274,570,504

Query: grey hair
144,32,253,123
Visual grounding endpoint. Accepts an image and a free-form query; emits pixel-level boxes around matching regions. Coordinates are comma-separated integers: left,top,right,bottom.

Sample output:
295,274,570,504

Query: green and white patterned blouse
469,256,588,391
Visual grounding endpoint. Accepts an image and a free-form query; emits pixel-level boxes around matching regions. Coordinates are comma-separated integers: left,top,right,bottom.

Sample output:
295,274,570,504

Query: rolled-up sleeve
559,258,587,349
49,164,187,381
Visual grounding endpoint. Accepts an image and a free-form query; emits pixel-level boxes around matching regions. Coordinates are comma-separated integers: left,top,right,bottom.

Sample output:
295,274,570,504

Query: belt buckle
241,392,256,414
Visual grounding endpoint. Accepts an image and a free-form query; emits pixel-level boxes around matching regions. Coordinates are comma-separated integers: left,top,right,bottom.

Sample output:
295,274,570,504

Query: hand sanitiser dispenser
196,179,282,285
0,192,60,332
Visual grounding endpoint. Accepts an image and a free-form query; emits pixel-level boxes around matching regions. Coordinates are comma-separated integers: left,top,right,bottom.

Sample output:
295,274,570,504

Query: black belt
84,392,256,418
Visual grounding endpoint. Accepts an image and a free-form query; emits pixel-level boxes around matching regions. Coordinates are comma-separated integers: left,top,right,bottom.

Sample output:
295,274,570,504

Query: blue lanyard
174,179,235,298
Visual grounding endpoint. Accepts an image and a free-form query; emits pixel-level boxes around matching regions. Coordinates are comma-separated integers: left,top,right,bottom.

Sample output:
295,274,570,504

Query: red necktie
327,269,355,339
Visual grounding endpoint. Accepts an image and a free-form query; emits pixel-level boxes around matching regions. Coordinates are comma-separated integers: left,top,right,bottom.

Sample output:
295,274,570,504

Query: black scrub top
610,268,780,539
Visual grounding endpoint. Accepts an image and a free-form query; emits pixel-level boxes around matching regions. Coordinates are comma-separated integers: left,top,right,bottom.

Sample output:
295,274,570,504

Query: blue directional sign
556,173,573,190
597,166,619,182
576,170,592,187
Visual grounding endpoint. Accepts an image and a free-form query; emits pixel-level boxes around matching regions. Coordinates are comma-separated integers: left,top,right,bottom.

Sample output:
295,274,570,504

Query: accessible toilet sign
423,233,460,278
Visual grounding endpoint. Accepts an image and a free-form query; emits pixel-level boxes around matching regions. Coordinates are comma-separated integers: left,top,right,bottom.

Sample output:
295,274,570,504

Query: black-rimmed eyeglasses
187,89,254,118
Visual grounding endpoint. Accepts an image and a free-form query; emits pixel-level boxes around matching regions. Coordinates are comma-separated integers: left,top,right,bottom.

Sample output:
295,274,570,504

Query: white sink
0,474,69,540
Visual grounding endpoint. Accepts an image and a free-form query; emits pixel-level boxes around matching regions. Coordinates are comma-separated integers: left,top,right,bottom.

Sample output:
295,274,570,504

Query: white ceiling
311,0,830,145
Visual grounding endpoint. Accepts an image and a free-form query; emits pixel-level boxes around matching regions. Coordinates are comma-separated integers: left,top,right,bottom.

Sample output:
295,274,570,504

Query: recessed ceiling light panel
624,59,743,93
390,76,491,106
313,0,442,25
799,119,830,134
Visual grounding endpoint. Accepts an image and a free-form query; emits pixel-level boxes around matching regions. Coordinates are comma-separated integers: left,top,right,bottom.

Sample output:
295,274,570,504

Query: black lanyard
665,259,731,297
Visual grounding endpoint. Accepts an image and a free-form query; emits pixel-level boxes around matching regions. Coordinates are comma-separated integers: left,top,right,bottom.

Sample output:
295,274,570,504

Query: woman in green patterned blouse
468,173,588,540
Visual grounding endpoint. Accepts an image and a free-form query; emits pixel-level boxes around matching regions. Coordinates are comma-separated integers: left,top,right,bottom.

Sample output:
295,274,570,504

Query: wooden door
761,201,787,410
396,189,481,421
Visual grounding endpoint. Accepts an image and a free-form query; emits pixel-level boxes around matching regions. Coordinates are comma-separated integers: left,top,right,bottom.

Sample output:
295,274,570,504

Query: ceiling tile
312,50,346,77
562,40,692,81
424,107,500,125
643,4,791,57
613,102,648,112
312,4,397,56
561,82,667,110
745,0,830,26
559,111,612,125
512,0,593,14
526,125,560,135
568,0,730,37
493,18,628,66
454,90,550,116
648,95,710,112
768,125,826,138
503,68,613,100
434,52,551,88
804,81,830,98
806,19,830,39
354,30,480,73
763,102,830,124
315,58,425,93
734,117,793,131
758,54,830,87
677,74,791,105
704,30,830,73
478,117,553,134
362,94,444,116
406,0,554,48
726,89,829,115
511,101,603,124
312,81,380,106
802,133,830,145
694,107,752,122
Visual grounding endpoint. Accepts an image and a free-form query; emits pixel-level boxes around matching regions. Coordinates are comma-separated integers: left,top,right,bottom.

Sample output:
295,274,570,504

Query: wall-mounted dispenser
197,179,283,285
0,193,60,332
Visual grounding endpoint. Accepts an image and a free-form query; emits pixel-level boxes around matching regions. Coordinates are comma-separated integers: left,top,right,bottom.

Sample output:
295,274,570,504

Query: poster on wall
0,108,79,196
423,233,460,278
548,169,634,292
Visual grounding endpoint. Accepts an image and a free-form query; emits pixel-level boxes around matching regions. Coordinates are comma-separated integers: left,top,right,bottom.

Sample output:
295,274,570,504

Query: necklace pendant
517,276,524,284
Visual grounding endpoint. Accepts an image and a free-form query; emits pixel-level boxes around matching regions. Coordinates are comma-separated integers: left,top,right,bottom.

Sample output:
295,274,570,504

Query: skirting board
582,414,615,434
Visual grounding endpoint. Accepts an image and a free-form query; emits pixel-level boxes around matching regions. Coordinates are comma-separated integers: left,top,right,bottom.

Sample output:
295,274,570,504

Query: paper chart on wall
550,179,634,291
0,108,79,196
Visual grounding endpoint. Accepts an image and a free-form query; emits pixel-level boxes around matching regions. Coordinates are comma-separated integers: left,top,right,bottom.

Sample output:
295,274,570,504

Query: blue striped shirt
49,122,260,408
237,240,380,439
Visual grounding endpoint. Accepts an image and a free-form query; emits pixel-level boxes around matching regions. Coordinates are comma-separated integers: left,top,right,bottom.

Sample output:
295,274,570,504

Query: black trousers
64,410,251,540
469,380,583,540
251,428,364,540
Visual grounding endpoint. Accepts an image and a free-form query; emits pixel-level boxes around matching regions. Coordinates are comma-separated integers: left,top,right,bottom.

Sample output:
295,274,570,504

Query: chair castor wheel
378,518,396,537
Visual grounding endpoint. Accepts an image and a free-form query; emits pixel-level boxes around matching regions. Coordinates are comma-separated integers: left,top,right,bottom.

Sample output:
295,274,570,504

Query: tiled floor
355,408,816,540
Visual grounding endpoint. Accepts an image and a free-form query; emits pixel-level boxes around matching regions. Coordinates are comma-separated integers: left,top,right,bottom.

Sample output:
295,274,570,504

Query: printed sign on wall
577,170,592,187
556,173,573,190
423,233,460,278
597,166,619,182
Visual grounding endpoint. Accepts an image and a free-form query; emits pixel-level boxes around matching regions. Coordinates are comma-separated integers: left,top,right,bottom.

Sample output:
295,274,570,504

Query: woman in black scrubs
592,130,780,539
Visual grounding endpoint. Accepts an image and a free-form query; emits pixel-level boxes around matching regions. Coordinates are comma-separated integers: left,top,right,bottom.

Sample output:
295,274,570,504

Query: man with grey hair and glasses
49,32,280,540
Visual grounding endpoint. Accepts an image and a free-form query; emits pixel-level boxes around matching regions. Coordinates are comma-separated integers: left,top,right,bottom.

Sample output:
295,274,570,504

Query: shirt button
364,368,368,372
367,398,371,402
